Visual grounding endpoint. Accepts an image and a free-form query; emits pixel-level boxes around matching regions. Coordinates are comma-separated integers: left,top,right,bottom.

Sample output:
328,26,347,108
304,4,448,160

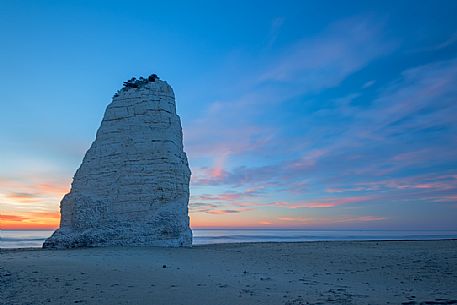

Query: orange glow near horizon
1,211,387,230
0,177,68,230
3,210,272,230
0,212,60,230
0,177,387,230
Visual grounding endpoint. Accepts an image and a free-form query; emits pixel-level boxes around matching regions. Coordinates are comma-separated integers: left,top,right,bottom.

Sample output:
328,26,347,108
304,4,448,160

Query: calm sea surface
1,229,457,249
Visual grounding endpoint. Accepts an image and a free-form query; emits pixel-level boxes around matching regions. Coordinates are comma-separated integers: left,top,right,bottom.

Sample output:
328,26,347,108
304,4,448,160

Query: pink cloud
334,216,386,223
430,195,457,202
249,214,387,228
191,188,260,203
206,209,246,215
278,217,309,222
286,149,328,170
272,196,372,209
327,173,457,194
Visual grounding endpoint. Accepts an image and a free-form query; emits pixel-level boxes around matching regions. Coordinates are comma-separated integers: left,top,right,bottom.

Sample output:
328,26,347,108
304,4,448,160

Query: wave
193,235,457,242
1,237,48,242
196,234,456,240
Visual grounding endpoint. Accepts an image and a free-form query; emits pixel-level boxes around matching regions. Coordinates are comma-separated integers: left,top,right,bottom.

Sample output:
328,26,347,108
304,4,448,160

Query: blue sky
1,1,457,229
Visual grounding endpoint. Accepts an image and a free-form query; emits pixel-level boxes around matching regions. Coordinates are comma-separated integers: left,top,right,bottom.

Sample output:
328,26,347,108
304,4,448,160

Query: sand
1,240,457,305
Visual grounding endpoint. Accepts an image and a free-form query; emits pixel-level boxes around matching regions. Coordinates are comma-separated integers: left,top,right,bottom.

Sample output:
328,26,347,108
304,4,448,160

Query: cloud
0,176,69,197
328,173,457,192
272,196,372,209
191,148,328,188
350,58,457,141
206,209,245,215
432,195,457,203
259,16,392,86
266,17,285,48
278,217,309,222
409,31,457,53
5,192,42,203
252,214,387,228
191,189,259,202
0,214,26,221
334,216,386,223
189,189,261,214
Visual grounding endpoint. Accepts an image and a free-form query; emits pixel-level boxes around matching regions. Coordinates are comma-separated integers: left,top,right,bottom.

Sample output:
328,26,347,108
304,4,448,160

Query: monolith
43,75,192,248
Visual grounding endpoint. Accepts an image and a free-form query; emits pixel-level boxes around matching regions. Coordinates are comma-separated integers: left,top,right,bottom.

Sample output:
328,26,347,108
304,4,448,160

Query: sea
1,229,457,249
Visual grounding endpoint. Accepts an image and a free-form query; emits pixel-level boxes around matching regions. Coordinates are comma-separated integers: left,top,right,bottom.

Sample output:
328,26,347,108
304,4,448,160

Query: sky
1,0,457,230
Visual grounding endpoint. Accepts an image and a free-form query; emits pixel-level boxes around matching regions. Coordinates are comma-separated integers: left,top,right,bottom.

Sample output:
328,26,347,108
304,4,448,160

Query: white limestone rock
43,77,192,248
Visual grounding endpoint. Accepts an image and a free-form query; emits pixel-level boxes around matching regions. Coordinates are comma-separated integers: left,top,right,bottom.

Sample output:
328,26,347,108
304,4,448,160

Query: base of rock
43,226,192,249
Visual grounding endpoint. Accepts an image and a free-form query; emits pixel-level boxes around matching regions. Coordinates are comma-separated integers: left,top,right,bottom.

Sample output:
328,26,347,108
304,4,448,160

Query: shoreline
2,238,457,252
3,229,457,249
2,240,457,304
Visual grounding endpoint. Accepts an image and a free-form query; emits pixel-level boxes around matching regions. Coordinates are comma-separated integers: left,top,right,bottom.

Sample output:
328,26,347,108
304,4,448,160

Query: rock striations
44,75,192,248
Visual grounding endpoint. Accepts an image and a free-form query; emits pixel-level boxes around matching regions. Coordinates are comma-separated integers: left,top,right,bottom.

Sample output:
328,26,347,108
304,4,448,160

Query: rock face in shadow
44,77,192,248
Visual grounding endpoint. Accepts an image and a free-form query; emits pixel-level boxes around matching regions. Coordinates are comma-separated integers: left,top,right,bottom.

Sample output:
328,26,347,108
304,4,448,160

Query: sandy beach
1,240,457,305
